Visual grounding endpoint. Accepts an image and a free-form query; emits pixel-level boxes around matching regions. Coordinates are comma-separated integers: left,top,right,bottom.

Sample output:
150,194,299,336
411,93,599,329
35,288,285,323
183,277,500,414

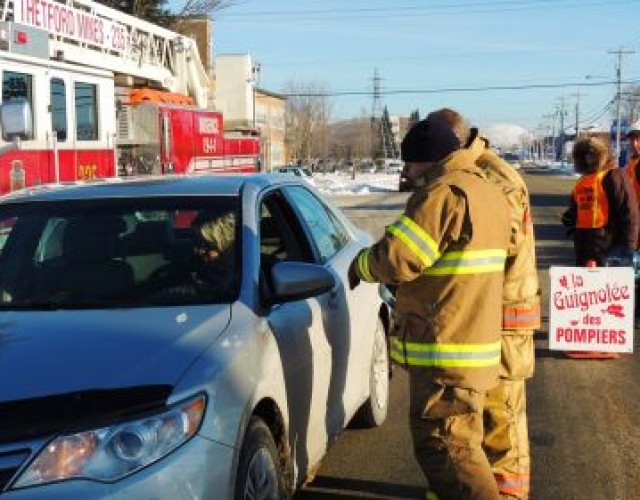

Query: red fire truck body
0,0,260,195
117,100,259,177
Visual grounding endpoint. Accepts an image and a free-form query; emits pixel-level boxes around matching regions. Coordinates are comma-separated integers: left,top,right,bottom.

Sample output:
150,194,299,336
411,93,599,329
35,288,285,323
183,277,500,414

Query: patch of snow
313,172,399,196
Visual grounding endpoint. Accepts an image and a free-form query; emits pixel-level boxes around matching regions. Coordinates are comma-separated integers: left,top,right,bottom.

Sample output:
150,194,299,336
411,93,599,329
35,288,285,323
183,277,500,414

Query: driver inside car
149,210,237,303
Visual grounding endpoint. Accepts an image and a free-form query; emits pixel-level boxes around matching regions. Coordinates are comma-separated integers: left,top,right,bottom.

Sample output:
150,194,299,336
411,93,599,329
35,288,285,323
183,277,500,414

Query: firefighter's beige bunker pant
484,333,535,499
410,375,501,500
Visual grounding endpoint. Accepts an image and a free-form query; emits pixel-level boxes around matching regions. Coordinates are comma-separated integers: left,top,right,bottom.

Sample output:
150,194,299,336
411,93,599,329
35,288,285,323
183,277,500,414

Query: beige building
173,16,216,109
214,54,286,172
255,88,286,171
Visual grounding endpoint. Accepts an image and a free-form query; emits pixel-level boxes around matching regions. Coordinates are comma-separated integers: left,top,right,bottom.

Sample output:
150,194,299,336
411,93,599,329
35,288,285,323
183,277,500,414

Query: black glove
379,284,396,308
606,246,636,267
348,260,361,290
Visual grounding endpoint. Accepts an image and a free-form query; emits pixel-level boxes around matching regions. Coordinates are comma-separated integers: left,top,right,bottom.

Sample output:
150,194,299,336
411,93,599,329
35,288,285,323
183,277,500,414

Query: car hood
0,305,231,403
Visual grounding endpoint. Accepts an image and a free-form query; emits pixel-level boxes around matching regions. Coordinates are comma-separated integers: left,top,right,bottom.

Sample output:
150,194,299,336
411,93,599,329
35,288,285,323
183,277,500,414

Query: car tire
234,416,287,500
352,318,389,428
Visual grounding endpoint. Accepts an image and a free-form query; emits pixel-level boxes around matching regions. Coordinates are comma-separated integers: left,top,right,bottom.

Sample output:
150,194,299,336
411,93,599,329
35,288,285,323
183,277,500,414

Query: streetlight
251,61,261,129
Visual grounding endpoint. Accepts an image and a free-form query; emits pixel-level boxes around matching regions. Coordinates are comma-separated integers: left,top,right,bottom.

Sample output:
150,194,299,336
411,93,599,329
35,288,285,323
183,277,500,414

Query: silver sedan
0,174,391,499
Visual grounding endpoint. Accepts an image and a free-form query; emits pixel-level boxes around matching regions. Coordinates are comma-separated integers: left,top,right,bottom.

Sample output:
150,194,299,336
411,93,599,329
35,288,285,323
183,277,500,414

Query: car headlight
13,395,206,489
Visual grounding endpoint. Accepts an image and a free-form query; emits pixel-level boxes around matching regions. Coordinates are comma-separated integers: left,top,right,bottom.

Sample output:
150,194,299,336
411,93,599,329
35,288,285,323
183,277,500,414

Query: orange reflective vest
573,169,611,229
626,156,640,200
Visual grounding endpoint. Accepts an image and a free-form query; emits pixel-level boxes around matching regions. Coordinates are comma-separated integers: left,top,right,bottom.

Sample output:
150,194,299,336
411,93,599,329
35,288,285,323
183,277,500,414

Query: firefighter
348,109,511,499
473,135,540,499
561,136,638,267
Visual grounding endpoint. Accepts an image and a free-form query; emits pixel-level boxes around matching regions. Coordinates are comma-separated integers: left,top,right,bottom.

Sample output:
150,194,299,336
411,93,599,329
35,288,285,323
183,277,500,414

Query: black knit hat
401,112,462,163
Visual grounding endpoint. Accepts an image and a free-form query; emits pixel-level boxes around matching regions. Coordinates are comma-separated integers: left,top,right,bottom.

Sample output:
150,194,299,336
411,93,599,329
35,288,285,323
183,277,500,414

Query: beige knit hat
572,136,611,174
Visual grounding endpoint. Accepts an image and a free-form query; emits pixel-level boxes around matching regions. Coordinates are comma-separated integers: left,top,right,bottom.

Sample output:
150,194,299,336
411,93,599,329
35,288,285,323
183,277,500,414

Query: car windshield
0,196,241,309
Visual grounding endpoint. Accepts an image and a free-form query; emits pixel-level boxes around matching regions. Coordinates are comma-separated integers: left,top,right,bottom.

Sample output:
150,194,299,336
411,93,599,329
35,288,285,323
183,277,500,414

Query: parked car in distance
359,162,376,174
398,163,414,192
500,152,522,170
274,165,314,179
383,160,404,174
0,174,391,499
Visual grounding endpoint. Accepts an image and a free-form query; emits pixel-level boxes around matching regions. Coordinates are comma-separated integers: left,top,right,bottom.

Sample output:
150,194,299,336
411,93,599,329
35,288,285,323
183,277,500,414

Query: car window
0,197,241,308
284,186,349,263
258,190,313,295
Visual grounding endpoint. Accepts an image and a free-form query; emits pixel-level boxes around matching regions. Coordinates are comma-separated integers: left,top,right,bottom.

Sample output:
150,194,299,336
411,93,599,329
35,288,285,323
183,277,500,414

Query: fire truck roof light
16,31,28,44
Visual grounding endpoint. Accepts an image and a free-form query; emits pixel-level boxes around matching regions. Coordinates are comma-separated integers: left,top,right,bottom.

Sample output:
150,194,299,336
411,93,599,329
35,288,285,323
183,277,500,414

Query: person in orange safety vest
561,136,638,267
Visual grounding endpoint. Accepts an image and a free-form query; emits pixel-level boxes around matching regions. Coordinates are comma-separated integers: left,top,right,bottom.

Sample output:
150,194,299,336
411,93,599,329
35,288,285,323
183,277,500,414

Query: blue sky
194,0,640,133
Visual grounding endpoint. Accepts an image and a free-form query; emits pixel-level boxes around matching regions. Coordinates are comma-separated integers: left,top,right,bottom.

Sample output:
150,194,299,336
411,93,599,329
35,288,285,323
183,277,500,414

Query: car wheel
353,319,389,428
235,416,286,500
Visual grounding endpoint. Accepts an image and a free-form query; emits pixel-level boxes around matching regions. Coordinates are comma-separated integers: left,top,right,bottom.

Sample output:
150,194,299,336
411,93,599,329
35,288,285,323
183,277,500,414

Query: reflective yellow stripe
424,249,507,276
387,216,440,268
391,338,501,368
357,249,375,282
593,169,609,228
426,492,439,500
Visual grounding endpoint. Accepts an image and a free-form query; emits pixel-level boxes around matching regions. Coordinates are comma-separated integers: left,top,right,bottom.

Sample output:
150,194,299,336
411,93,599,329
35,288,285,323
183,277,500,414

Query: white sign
14,0,128,53
198,116,220,135
549,266,634,353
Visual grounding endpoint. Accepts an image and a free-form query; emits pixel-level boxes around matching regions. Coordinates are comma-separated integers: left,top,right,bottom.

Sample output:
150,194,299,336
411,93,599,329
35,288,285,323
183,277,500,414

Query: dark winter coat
562,167,638,266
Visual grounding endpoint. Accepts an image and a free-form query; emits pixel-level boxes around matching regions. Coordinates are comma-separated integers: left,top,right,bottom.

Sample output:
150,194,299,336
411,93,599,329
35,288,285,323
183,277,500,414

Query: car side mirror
269,261,335,303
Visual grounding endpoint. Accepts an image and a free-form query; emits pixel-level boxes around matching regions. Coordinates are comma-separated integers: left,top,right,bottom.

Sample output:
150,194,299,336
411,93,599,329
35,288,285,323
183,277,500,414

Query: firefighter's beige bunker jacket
474,137,541,380
355,142,511,391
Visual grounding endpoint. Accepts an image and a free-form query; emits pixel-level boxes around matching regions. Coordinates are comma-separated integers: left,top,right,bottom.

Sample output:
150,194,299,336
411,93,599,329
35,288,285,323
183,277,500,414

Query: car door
257,189,334,476
280,186,360,437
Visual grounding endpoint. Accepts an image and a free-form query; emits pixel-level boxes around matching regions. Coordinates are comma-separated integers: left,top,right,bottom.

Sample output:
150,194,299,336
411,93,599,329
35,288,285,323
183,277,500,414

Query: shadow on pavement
297,476,425,499
530,192,570,208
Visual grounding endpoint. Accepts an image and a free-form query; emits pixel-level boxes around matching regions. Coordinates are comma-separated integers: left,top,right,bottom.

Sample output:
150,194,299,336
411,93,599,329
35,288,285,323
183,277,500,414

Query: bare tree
177,0,237,16
283,80,332,164
96,0,238,28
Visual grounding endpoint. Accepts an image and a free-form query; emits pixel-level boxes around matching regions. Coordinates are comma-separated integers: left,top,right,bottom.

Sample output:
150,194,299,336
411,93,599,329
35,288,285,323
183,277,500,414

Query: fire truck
0,0,260,194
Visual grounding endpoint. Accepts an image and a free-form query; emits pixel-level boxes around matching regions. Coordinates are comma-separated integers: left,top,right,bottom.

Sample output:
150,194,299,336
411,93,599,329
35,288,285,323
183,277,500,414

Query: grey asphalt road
296,167,640,500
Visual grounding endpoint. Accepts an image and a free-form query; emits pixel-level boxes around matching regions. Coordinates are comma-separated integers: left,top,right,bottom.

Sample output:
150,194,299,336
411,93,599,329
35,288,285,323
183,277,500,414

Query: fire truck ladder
0,0,210,107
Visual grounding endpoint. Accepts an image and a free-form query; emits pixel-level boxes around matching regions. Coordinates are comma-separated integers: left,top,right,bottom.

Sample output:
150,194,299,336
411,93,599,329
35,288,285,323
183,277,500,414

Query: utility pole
542,113,556,162
571,88,581,139
371,68,382,163
556,97,567,167
609,48,635,165
370,69,397,162
250,60,261,129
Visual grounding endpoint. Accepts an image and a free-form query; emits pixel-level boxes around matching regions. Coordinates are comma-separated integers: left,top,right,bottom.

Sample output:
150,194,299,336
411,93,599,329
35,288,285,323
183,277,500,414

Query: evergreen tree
380,106,398,158
408,109,420,128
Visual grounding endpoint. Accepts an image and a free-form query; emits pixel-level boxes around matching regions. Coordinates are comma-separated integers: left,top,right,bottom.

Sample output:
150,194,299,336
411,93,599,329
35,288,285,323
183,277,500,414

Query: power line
280,79,638,98
579,98,615,125
220,0,636,21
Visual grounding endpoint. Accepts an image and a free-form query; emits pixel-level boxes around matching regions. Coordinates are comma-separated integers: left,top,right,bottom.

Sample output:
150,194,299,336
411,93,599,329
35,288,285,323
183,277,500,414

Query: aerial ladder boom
0,0,210,107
